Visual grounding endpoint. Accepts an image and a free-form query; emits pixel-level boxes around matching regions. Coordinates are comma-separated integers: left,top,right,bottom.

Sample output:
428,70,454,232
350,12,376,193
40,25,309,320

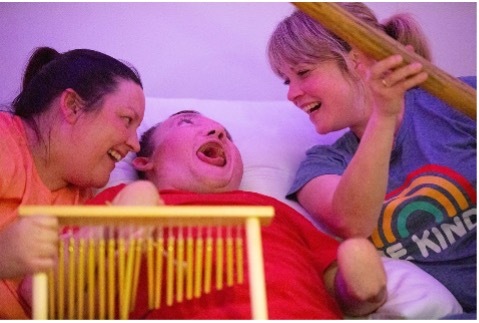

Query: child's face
149,112,243,193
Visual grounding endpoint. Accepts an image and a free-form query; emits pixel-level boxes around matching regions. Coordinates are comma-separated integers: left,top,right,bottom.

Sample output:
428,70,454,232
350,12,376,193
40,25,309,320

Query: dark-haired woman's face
65,79,145,188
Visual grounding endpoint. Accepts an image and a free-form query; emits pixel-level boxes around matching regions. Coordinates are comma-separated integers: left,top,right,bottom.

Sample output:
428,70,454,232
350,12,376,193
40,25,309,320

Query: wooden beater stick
293,2,476,119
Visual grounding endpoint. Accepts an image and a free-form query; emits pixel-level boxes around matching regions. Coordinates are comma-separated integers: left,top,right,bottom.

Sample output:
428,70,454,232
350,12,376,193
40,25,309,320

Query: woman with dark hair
0,46,146,318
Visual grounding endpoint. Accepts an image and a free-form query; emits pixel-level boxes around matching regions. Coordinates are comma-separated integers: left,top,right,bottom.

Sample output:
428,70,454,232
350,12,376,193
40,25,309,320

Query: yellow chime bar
204,227,213,294
154,231,164,309
87,236,96,319
107,231,116,319
146,231,155,309
131,234,143,310
175,228,185,303
215,227,224,291
185,227,195,300
77,237,86,319
57,239,65,319
20,205,273,226
98,237,106,319
194,230,204,299
226,226,234,287
166,230,175,306
235,226,244,284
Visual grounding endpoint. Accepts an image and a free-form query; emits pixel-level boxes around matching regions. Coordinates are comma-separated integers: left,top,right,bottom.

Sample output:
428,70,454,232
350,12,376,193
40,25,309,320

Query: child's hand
328,238,387,317
0,216,58,278
112,180,164,206
110,180,164,242
336,238,386,304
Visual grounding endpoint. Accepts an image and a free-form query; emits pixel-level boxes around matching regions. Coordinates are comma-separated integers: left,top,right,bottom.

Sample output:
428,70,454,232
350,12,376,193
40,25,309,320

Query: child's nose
207,129,226,140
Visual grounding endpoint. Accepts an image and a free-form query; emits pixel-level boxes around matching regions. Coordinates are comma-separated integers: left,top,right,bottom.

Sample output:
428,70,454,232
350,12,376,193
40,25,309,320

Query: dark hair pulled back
12,46,143,119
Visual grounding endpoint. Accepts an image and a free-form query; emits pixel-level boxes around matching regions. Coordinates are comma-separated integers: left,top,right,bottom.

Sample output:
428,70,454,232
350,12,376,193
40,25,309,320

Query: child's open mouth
197,142,226,166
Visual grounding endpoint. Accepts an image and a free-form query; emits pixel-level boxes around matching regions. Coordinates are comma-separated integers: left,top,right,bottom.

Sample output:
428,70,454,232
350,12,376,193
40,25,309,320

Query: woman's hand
0,216,58,278
369,53,428,118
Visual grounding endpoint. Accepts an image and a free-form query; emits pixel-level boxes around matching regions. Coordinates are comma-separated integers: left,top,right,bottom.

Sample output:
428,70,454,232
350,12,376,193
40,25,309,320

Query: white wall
0,2,476,105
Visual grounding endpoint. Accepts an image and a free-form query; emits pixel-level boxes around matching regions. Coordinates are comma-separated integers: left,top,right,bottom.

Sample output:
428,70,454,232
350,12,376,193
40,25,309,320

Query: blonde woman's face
279,59,368,135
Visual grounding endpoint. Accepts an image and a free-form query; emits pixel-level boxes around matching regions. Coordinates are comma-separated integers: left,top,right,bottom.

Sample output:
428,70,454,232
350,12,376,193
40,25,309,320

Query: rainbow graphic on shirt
370,164,476,259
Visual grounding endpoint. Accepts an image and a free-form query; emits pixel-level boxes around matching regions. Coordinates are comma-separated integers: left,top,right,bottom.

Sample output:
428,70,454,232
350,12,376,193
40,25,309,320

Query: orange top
0,112,92,318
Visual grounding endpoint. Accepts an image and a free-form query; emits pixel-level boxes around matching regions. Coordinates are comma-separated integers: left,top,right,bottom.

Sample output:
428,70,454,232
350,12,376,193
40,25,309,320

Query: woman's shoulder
405,76,476,121
0,111,24,135
0,112,26,142
0,111,15,124
306,130,359,157
0,113,29,152
407,75,476,99
459,75,476,88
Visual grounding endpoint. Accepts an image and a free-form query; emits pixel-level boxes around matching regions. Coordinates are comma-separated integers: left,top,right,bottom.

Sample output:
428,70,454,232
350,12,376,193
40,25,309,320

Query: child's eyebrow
170,110,200,117
168,111,201,123
168,111,233,140
225,129,233,141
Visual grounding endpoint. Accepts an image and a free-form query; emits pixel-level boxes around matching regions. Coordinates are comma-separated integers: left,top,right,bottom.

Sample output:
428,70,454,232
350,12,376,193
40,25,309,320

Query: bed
0,2,473,319
100,96,464,319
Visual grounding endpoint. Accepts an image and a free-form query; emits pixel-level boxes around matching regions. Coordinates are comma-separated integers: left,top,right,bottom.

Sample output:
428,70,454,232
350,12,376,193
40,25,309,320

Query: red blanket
89,185,342,319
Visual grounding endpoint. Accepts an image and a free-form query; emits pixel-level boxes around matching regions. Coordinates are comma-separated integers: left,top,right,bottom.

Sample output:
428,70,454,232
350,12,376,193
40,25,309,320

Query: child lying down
85,110,387,319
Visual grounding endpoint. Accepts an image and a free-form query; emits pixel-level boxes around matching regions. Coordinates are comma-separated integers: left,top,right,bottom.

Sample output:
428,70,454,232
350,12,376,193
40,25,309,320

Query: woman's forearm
332,112,398,237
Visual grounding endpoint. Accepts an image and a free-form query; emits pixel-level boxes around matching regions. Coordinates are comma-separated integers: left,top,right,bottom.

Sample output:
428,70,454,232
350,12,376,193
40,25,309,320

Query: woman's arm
298,54,428,238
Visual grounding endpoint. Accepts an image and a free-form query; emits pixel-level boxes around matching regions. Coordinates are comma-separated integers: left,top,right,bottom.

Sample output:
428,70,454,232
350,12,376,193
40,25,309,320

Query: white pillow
103,97,464,319
106,97,344,216
367,257,463,319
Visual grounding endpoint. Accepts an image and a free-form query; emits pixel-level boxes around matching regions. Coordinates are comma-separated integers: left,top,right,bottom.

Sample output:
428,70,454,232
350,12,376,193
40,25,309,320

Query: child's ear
59,88,82,124
132,156,154,172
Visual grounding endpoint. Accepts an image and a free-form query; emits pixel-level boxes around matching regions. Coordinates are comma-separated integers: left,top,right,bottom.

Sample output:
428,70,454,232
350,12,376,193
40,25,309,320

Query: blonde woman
268,3,476,317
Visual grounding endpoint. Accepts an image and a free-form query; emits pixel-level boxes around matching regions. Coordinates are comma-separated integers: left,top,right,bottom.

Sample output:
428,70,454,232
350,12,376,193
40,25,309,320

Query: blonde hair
267,3,432,78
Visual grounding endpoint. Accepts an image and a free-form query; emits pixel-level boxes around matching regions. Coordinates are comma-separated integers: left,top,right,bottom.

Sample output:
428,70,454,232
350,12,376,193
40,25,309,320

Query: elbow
330,203,380,239
337,225,371,240
327,213,376,240
340,285,387,317
300,196,377,238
